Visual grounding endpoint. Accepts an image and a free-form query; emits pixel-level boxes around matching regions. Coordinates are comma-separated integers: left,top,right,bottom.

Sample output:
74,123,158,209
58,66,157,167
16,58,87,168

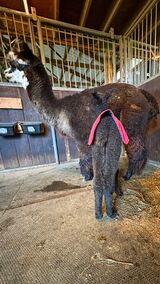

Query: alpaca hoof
116,189,124,197
100,212,118,221
95,214,103,220
106,212,118,220
123,171,132,181
117,190,124,198
84,174,93,181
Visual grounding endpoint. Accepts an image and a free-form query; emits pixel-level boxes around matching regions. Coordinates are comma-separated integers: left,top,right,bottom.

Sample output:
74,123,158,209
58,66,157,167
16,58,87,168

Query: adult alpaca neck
25,59,59,125
7,41,59,125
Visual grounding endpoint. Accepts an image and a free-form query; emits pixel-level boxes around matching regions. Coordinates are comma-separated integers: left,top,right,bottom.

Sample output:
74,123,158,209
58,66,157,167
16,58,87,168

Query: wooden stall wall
140,76,160,162
0,86,79,170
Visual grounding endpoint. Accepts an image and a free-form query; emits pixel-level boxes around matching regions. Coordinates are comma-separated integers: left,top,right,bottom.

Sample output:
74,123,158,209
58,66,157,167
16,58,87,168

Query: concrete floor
0,159,160,284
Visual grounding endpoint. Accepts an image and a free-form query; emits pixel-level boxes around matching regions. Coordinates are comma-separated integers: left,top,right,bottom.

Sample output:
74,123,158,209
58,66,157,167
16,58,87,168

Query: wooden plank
0,86,20,97
0,108,19,169
8,89,33,168
0,97,23,109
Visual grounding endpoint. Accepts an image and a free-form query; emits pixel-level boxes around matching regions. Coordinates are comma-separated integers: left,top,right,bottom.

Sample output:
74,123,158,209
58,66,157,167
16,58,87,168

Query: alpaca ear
22,42,31,52
18,41,34,59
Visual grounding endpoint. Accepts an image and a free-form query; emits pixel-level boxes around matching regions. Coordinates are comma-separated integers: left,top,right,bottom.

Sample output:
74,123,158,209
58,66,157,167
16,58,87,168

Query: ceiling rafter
79,0,92,27
53,0,59,20
101,0,122,32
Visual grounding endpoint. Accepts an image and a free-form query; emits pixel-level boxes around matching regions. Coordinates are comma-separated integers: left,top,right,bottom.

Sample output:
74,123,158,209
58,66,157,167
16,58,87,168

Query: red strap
88,109,129,145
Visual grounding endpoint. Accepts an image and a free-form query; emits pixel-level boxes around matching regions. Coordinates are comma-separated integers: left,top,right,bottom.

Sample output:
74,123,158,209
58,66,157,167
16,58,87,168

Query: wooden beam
79,0,92,27
0,97,23,109
53,0,59,20
101,0,122,32
23,0,29,14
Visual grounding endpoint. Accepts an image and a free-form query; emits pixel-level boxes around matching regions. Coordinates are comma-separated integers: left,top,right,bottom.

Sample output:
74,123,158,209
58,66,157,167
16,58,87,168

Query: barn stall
0,1,160,284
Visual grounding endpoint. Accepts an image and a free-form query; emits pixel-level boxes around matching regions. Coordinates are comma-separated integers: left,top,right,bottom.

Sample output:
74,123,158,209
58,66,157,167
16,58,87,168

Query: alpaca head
6,40,34,71
4,66,29,89
5,41,37,88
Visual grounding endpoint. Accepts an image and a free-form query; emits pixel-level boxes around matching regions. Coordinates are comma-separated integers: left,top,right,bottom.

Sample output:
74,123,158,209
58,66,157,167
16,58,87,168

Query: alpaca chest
57,112,72,136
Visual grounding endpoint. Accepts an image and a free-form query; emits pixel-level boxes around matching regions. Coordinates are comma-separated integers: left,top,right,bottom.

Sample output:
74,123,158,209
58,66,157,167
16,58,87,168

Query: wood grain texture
0,97,23,109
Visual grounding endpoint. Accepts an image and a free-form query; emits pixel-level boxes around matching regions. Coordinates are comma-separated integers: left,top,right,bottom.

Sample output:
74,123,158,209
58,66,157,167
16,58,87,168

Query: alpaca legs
80,135,148,182
123,136,148,180
93,186,103,219
104,191,117,218
92,145,119,219
79,155,93,181
79,154,123,196
115,169,123,197
92,145,104,219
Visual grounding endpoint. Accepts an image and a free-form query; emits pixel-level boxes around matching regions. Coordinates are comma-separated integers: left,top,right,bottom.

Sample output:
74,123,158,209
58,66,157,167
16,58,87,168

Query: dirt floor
0,158,160,284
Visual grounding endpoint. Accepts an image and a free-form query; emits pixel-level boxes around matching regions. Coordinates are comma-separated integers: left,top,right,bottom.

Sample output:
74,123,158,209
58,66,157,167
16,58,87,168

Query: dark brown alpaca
79,85,159,181
6,42,125,220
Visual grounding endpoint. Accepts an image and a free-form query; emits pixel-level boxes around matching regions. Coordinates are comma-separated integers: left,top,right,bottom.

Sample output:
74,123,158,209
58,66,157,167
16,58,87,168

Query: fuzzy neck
25,59,59,124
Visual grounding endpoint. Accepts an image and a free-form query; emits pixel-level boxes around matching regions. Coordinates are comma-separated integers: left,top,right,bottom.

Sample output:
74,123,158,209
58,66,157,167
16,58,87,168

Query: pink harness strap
88,109,129,145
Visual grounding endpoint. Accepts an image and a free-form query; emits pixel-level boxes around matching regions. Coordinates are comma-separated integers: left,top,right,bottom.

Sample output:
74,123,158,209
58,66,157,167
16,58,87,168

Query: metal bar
0,6,31,18
0,30,7,68
112,41,116,82
45,27,54,85
28,19,36,54
119,37,123,83
76,34,83,88
51,29,60,87
153,3,157,75
97,38,102,85
102,40,106,84
145,14,148,80
127,38,132,84
37,19,46,65
87,35,93,86
124,39,128,83
92,37,97,86
12,14,19,48
50,126,60,164
131,33,134,84
141,20,144,82
130,39,158,50
149,9,153,77
134,29,137,84
58,31,66,87
107,41,110,83
64,31,72,88
37,16,119,40
137,24,140,84
70,32,78,88
81,34,88,88
20,15,26,41
4,13,11,48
